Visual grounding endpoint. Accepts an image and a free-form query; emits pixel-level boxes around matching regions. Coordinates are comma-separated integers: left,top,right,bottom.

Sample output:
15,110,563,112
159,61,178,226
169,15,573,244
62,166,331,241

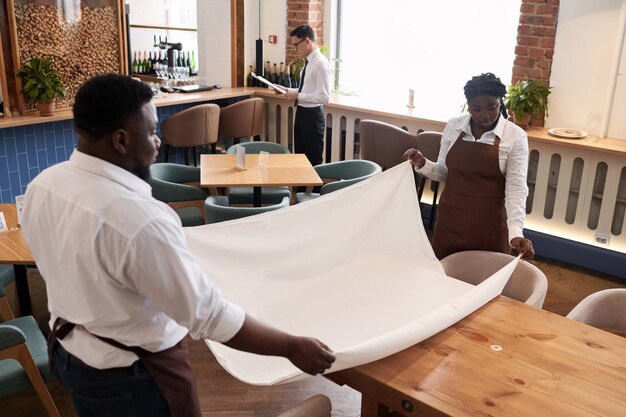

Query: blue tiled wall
0,98,241,203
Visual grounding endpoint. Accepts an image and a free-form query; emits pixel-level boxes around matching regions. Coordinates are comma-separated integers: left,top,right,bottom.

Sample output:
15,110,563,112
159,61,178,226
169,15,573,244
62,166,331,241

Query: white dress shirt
22,150,245,369
416,113,529,242
288,48,331,108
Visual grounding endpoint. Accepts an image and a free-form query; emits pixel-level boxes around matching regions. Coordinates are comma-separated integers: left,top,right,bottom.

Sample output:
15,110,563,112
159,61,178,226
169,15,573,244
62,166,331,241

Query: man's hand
510,237,535,261
402,148,426,169
224,314,335,376
281,90,299,101
287,336,336,375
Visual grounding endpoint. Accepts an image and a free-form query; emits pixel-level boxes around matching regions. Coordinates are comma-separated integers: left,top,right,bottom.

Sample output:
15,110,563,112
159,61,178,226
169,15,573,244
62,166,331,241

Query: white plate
548,128,588,139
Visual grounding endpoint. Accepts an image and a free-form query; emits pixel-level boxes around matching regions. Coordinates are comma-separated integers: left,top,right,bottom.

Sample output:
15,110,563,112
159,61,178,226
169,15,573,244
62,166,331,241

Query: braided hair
463,73,508,119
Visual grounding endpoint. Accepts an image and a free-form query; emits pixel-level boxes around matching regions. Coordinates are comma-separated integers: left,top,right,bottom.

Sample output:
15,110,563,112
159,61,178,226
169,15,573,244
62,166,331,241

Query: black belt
296,105,323,112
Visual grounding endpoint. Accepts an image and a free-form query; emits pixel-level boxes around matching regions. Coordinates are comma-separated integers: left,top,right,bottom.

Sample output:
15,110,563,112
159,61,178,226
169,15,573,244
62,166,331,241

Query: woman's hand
402,148,426,169
510,237,535,261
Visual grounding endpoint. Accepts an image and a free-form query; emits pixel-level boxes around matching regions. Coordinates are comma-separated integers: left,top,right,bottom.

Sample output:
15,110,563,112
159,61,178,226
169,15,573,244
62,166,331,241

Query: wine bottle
152,50,158,72
270,63,278,84
177,51,183,67
284,63,292,88
143,51,149,74
263,61,270,87
290,63,298,89
247,65,255,87
132,51,138,74
278,62,286,86
190,51,196,75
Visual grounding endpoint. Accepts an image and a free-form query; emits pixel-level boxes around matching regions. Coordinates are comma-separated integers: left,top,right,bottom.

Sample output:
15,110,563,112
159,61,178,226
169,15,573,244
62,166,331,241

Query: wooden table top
329,296,626,417
0,204,34,265
200,154,323,187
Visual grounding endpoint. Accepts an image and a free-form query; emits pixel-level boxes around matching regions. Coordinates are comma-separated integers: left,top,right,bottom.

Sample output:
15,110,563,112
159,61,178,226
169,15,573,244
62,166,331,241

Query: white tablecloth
184,162,517,385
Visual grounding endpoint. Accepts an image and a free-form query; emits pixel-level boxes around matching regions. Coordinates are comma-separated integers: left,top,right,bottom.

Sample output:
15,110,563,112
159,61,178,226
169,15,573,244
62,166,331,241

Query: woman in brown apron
404,73,535,261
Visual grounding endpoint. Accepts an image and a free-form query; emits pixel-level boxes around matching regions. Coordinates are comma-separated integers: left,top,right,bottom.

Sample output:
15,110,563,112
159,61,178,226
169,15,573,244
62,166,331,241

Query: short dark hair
73,73,154,139
290,24,315,41
464,73,508,119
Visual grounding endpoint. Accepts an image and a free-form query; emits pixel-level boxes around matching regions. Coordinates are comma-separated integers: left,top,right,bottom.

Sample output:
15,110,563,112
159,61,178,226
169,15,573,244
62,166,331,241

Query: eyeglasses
292,38,306,49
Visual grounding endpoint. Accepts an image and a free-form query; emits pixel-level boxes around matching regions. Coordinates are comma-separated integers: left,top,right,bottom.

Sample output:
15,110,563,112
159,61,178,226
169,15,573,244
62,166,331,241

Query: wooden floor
3,255,625,417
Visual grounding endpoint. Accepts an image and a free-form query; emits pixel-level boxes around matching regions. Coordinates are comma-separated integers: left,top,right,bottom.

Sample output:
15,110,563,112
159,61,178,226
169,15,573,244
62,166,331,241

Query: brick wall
286,0,324,65
513,0,560,126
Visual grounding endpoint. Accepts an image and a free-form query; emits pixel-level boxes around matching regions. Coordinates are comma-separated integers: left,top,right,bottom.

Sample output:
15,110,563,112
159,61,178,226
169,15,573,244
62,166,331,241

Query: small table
0,204,35,316
328,296,626,417
200,154,323,206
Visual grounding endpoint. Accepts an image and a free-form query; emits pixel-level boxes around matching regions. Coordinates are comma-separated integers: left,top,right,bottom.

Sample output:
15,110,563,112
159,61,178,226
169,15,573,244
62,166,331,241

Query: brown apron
432,131,511,259
49,318,202,417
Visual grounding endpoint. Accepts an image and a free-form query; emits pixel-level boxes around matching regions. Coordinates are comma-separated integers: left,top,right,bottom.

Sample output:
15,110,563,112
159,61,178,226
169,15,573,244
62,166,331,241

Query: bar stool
218,97,264,147
160,103,220,166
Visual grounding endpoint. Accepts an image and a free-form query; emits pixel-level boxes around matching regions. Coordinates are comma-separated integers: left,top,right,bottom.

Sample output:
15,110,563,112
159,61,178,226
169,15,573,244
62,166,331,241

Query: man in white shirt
22,73,335,417
281,24,331,166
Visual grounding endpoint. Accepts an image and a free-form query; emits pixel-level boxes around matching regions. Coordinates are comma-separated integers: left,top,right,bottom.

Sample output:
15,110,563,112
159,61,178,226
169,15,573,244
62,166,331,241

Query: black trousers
294,105,325,166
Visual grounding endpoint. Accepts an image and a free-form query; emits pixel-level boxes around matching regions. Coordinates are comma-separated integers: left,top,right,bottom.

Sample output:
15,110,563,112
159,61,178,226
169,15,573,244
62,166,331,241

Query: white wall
548,0,625,139
261,1,287,65
244,0,260,76
197,0,231,86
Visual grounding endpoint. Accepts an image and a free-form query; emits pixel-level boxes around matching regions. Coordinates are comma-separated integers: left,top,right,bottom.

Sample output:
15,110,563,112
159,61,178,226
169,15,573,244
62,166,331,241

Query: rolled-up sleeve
504,132,530,242
414,122,457,182
125,218,245,342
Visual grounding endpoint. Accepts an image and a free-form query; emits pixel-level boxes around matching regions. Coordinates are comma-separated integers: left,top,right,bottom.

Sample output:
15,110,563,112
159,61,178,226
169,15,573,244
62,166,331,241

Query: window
336,0,521,120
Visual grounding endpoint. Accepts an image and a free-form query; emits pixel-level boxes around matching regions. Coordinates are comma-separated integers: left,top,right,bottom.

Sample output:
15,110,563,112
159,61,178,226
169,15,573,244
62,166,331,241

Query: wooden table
328,296,626,417
0,204,35,316
200,154,323,206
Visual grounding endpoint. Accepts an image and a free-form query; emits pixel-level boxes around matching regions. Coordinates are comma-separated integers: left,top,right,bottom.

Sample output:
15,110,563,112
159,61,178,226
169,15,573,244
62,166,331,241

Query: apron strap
48,317,201,417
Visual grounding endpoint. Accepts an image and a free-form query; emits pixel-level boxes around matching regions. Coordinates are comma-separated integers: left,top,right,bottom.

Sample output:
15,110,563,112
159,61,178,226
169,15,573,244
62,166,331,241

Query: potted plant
16,57,66,117
505,79,552,130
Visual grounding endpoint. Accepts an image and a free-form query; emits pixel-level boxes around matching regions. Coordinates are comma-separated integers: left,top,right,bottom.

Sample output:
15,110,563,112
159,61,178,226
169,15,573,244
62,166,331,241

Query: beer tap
153,35,182,68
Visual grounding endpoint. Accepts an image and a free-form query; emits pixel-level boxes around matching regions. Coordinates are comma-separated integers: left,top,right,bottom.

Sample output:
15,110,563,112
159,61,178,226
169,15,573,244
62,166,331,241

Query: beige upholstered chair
276,394,331,417
219,97,265,145
566,289,626,337
440,250,548,308
359,120,441,228
359,119,418,170
160,103,220,165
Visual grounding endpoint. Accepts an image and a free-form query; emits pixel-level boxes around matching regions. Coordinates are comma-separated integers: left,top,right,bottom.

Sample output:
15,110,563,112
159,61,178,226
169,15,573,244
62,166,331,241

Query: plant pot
513,112,531,130
37,100,55,117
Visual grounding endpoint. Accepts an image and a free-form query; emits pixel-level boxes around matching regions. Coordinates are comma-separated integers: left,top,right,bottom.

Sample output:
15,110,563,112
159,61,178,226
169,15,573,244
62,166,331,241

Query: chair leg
0,295,15,321
0,344,61,417
210,143,217,153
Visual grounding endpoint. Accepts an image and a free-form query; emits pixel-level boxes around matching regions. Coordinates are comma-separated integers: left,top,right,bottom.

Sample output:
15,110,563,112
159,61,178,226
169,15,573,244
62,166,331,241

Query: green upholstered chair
204,196,290,224
149,163,207,227
0,316,60,416
295,159,382,204
225,141,292,205
276,394,332,417
0,266,15,321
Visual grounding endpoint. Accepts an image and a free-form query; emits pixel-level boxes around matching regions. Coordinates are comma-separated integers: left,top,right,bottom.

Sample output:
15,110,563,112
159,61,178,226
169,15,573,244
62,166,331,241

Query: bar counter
0,87,258,129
